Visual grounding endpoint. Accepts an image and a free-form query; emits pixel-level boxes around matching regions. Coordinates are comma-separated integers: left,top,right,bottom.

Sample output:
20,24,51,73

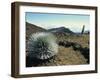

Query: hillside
48,27,74,34
26,22,89,67
26,22,46,39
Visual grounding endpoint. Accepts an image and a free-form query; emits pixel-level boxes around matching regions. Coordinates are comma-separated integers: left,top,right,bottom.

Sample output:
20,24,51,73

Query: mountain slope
48,27,74,34
26,22,46,39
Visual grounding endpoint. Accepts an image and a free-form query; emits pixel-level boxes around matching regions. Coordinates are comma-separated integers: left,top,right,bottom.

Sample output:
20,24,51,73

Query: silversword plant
27,32,58,60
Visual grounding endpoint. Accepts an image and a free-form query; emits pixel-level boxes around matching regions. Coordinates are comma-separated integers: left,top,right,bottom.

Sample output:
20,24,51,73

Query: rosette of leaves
27,32,58,60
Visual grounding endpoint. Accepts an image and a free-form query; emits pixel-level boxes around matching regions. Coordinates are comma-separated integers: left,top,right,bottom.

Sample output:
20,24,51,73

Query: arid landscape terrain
26,22,89,67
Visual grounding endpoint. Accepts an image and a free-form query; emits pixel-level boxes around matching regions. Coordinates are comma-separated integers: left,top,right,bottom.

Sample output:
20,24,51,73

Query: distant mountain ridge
26,22,75,40
48,26,74,34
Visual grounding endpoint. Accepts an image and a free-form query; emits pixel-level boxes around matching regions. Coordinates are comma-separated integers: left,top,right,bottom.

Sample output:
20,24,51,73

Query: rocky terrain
26,22,89,67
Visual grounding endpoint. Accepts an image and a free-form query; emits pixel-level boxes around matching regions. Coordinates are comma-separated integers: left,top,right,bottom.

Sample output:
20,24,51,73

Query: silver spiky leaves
27,32,58,60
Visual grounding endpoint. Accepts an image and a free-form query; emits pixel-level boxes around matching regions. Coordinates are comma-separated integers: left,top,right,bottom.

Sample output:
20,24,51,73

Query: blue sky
26,12,90,32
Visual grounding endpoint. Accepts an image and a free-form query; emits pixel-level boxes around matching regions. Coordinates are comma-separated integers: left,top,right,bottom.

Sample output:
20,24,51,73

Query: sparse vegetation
26,22,89,67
